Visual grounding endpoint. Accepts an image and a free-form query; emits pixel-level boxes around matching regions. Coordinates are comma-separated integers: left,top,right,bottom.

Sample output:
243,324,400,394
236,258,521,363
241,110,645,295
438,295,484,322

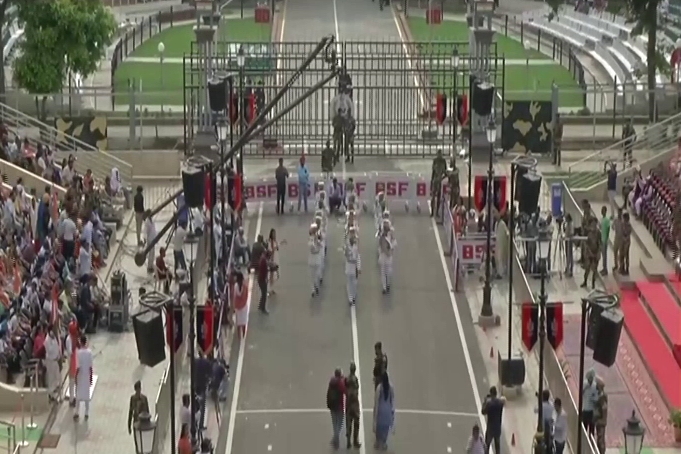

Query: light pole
535,222,551,453
450,48,460,168
217,120,228,276
158,42,165,113
187,241,197,446
480,117,496,319
236,46,246,176
133,412,157,454
622,411,645,454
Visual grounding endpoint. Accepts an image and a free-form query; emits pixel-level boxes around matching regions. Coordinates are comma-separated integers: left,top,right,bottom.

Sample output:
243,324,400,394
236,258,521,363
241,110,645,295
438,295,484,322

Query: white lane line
430,217,487,433
235,408,479,417
225,202,264,454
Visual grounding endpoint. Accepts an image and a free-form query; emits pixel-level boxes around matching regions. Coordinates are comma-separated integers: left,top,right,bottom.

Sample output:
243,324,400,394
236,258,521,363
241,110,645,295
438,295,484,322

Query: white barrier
243,172,447,214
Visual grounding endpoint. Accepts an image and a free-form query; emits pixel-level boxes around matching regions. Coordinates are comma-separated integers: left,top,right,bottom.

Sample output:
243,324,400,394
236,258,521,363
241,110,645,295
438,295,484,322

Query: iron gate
183,40,505,157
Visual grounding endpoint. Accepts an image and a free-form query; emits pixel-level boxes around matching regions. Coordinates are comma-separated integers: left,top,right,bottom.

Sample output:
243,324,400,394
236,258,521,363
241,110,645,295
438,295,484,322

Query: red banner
165,305,184,353
473,175,508,214
196,305,215,353
474,175,485,212
521,302,539,351
436,93,447,125
456,94,469,126
546,302,564,349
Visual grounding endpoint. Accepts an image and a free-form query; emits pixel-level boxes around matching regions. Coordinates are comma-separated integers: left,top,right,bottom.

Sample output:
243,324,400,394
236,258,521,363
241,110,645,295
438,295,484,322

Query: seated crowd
0,172,118,385
626,162,680,256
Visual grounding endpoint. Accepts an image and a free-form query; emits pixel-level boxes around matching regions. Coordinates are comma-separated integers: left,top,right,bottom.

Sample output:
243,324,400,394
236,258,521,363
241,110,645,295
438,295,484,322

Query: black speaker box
472,82,495,117
498,354,526,387
592,307,624,367
132,310,166,368
182,165,206,209
208,77,227,112
585,303,606,350
514,166,528,202
518,173,541,216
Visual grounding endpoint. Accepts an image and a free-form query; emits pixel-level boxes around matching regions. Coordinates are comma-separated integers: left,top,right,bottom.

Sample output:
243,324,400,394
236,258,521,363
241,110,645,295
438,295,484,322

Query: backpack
326,380,342,410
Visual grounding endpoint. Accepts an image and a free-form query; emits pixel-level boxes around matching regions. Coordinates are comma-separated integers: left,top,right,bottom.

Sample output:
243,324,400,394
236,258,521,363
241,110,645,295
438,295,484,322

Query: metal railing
567,111,681,176
0,420,16,454
0,102,133,183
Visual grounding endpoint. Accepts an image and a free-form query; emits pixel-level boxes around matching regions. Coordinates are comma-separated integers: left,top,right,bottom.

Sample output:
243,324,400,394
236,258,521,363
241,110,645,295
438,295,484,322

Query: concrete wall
0,161,67,198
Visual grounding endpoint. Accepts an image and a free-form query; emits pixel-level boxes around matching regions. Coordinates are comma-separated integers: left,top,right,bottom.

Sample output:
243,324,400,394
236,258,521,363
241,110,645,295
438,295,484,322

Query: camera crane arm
133,36,340,267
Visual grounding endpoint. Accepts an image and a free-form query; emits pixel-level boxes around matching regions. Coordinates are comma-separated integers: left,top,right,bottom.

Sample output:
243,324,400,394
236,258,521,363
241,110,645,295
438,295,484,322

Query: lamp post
507,156,537,362
133,412,157,454
451,48,460,168
236,46,246,176
217,121,228,277
480,117,497,319
158,42,165,113
623,410,645,454
187,241,197,445
535,222,551,450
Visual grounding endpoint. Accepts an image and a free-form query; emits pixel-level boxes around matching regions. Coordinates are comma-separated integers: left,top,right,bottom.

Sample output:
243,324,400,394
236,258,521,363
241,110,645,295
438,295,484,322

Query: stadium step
620,287,681,406
637,281,681,357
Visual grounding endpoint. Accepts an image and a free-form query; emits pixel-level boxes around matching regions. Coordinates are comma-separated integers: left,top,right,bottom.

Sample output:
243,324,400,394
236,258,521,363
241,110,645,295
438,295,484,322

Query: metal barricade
0,420,16,454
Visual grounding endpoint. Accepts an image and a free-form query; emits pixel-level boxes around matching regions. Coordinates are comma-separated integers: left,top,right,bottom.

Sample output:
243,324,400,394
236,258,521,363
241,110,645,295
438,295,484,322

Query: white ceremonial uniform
309,235,322,294
75,347,93,417
374,197,386,231
44,334,61,399
345,242,361,304
214,221,223,262
378,228,397,292
64,336,76,399
317,227,326,275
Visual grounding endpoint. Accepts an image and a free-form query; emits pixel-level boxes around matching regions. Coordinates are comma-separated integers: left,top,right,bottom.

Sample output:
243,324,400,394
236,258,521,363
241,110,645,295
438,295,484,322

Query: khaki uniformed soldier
127,381,150,435
344,362,362,449
594,379,608,454
618,212,632,275
581,217,601,289
579,200,594,267
448,163,460,210
430,150,448,218
612,209,623,273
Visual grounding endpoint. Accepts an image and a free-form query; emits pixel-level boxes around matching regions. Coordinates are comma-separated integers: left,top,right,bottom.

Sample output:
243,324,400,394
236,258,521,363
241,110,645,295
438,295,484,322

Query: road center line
234,408,479,417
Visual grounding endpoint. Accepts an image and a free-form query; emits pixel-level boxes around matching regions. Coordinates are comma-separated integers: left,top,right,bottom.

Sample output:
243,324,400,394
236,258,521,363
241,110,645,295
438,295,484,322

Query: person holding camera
481,386,505,454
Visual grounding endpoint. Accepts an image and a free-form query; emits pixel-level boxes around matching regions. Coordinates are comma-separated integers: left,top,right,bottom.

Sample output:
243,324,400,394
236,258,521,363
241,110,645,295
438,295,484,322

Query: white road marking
447,447,452,453
447,422,452,428
267,445,273,451
430,216,487,433
234,408,479,417
265,423,269,429
225,202,264,454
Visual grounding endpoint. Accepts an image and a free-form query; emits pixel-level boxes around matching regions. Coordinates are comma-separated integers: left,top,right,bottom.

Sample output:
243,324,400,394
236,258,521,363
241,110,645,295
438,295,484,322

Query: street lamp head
217,121,228,141
486,117,497,144
622,410,645,454
133,412,157,454
157,42,165,54
538,223,551,260
451,48,460,69
237,46,246,68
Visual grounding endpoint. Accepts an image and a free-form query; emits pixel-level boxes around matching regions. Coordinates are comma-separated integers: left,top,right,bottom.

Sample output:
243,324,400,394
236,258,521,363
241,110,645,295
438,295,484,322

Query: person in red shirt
257,250,270,314
327,368,346,449
232,271,249,338
155,248,172,293
32,325,46,359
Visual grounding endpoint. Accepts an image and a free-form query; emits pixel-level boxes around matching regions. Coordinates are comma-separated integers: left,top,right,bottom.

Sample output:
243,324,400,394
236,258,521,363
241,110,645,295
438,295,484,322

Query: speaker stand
193,127,219,161
478,313,499,328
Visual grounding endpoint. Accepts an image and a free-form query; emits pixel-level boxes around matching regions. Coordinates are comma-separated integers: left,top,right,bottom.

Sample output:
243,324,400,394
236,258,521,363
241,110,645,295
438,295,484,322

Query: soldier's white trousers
379,256,393,291
346,272,358,303
310,264,320,292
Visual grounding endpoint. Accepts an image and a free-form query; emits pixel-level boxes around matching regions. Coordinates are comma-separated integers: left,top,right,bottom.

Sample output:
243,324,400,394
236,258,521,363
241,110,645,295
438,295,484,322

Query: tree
547,0,669,121
12,0,116,118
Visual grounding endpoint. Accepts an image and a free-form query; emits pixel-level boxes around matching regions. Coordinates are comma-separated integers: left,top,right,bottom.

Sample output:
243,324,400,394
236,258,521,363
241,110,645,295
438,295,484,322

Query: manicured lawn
409,18,584,107
113,18,271,105
129,18,271,58
408,17,547,59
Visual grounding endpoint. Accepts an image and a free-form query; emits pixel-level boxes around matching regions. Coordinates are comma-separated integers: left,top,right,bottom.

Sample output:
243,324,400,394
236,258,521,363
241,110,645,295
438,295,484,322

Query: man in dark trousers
482,386,505,454
275,158,289,215
134,186,145,246
372,342,388,389
326,368,346,449
621,119,636,167
257,250,270,314
344,362,362,449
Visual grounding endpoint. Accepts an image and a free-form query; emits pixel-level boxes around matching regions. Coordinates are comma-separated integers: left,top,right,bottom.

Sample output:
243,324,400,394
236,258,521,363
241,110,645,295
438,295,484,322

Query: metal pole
238,67,245,176
210,173,216,300
537,261,547,434
452,67,458,167
467,79,473,211
507,163,515,361
18,394,28,447
481,141,493,315
168,300,177,454
576,298,588,454
188,245,197,445
27,370,36,429
160,54,165,114
221,139,227,274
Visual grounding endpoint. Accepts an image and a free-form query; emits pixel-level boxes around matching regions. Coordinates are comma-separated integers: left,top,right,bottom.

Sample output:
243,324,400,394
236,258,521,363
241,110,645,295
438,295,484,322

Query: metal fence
183,40,507,157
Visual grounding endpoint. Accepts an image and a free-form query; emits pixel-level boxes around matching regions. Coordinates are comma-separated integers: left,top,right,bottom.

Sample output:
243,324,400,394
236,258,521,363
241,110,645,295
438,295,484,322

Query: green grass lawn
408,18,547,59
409,18,585,107
113,18,271,105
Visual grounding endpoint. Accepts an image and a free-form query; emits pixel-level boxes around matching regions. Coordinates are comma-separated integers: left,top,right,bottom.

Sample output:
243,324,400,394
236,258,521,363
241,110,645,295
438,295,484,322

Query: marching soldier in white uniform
314,213,326,277
376,210,390,260
375,192,387,231
345,209,359,244
345,227,361,305
378,219,397,293
308,223,323,296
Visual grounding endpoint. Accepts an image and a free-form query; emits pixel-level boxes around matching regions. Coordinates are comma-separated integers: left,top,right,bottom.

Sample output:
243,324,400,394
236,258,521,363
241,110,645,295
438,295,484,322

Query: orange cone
511,434,516,446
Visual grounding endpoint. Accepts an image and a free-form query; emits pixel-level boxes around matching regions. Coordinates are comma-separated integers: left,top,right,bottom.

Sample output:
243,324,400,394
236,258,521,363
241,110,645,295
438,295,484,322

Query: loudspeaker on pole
592,307,624,367
132,310,166,368
182,164,206,209
518,172,541,216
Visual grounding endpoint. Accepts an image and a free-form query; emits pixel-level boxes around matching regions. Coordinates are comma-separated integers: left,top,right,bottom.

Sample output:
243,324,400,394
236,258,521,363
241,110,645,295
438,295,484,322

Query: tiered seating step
637,281,681,349
620,288,681,406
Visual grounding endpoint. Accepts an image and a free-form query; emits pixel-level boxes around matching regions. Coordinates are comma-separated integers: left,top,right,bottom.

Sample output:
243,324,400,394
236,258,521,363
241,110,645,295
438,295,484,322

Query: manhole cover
38,434,61,449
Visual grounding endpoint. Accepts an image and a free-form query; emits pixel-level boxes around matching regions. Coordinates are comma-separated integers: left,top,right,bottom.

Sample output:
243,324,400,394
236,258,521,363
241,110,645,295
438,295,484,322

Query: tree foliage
12,0,116,99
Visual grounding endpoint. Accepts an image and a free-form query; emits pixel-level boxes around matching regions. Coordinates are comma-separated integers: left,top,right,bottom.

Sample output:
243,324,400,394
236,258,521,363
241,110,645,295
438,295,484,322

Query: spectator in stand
61,158,76,187
83,169,94,193
178,424,192,454
21,138,35,171
78,241,92,283
61,211,77,264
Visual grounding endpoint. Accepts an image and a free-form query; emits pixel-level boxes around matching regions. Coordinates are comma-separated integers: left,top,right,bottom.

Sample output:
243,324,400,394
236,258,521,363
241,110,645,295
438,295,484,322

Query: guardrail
567,110,681,178
0,420,16,454
0,159,67,198
0,102,133,184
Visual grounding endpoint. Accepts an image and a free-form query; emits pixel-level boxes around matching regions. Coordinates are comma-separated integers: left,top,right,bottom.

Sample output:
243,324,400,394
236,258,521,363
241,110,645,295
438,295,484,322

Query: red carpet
620,288,681,407
637,281,681,345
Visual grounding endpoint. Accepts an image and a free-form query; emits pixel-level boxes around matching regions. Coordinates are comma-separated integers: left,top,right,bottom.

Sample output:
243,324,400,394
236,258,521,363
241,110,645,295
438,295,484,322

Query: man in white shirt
173,223,187,271
61,215,78,262
553,398,568,454
44,327,62,402
466,424,486,454
78,241,92,283
144,210,157,273
3,192,16,232
82,218,93,248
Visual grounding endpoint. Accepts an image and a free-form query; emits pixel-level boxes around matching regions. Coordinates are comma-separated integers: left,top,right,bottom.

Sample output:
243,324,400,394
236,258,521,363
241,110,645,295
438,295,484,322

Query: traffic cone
489,347,494,358
511,434,516,447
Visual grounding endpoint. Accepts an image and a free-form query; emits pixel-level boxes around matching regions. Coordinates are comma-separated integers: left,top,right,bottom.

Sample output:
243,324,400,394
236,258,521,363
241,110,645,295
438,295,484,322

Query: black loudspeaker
518,173,541,216
592,307,624,367
208,76,228,112
472,82,495,117
182,165,205,209
514,166,528,202
498,353,526,387
585,303,606,350
132,310,166,368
